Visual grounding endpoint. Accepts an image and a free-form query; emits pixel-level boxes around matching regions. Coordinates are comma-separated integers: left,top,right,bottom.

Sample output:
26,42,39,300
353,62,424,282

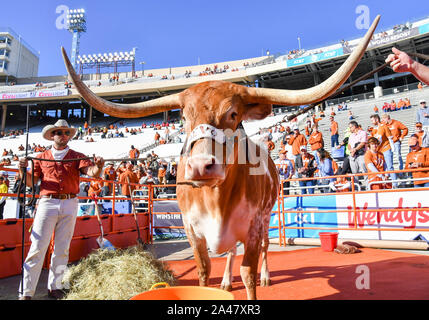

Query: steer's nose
185,156,223,180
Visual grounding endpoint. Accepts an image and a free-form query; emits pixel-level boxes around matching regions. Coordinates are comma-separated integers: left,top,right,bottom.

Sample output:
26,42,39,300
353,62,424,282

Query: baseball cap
419,99,426,104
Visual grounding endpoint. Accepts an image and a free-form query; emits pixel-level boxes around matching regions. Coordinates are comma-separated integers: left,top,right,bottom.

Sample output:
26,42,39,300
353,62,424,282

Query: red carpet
166,248,429,300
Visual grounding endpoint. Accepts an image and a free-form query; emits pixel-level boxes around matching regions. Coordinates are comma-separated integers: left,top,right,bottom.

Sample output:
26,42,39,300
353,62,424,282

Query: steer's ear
242,103,272,121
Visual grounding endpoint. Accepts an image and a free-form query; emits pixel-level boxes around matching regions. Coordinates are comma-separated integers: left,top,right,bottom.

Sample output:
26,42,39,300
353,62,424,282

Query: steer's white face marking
184,198,256,255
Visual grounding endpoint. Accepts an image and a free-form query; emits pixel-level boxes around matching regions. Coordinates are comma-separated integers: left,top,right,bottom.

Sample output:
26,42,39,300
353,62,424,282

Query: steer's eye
230,112,238,121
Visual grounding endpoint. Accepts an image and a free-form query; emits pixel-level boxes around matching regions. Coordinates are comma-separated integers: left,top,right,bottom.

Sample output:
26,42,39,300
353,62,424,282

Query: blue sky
2,0,428,76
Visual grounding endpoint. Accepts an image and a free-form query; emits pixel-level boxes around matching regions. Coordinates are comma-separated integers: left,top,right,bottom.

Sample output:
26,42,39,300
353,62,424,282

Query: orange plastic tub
130,283,234,300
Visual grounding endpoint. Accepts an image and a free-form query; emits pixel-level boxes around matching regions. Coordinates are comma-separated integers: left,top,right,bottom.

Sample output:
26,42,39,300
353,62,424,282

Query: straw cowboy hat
42,119,77,141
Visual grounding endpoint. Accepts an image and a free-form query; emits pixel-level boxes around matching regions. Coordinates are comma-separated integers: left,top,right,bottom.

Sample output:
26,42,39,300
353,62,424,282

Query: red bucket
319,232,339,252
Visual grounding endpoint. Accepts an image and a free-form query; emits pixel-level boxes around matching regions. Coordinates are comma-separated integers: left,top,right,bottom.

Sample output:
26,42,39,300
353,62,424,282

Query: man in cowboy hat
18,119,104,300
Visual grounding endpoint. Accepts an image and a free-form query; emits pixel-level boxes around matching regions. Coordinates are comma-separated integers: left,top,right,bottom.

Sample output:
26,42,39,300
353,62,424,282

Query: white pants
19,197,78,297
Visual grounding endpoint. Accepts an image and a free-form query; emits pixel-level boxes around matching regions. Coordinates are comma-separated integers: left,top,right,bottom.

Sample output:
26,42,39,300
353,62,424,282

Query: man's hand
94,156,105,168
18,157,28,168
385,47,416,73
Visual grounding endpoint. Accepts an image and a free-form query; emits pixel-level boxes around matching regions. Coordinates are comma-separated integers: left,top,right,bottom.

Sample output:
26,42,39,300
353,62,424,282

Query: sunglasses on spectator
53,130,71,136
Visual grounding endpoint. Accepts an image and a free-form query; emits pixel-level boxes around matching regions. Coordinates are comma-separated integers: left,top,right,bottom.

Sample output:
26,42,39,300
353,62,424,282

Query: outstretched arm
386,47,429,85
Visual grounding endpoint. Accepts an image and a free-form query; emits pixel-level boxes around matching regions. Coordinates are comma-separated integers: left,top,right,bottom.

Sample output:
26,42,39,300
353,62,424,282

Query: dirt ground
1,239,428,300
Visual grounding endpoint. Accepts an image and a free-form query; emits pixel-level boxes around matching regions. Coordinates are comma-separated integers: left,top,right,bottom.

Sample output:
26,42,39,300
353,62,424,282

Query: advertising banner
419,23,429,35
286,25,422,69
269,195,338,238
336,190,429,241
0,89,69,100
269,190,429,241
152,200,185,239
286,48,344,67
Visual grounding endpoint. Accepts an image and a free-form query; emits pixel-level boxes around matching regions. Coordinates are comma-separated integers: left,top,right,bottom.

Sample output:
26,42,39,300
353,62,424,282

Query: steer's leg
240,229,262,300
186,229,211,287
220,245,237,291
260,211,271,287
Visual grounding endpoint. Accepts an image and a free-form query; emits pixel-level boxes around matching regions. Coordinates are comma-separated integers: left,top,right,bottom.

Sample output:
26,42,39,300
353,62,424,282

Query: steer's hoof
260,278,271,287
220,283,232,292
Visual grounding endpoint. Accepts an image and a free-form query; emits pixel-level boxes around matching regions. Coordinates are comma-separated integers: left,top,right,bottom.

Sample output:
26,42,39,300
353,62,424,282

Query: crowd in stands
78,149,178,203
287,49,306,60
0,129,24,138
392,22,412,33
64,81,72,89
376,98,412,112
275,97,429,194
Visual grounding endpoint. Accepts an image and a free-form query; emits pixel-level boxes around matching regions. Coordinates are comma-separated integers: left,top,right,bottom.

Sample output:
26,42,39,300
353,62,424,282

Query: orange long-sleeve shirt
364,150,386,181
308,131,324,151
371,124,393,153
387,119,408,143
405,148,429,185
119,169,139,196
288,134,308,156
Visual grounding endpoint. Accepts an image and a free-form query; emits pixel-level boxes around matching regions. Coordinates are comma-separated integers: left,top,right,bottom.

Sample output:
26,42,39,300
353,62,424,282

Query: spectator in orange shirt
308,125,324,158
364,137,391,190
397,98,406,110
116,162,128,188
370,114,396,186
296,146,317,194
288,127,308,162
103,162,117,181
381,114,408,171
158,162,168,185
405,135,429,188
405,98,411,109
373,105,379,113
119,163,139,197
330,116,339,148
129,145,140,165
418,82,423,90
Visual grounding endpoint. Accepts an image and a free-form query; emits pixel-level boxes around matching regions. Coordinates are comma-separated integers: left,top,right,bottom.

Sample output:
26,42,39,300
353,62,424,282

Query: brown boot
19,296,32,300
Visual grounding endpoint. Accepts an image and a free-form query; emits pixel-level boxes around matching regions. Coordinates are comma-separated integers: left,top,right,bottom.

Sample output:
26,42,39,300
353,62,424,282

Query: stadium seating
316,86,429,169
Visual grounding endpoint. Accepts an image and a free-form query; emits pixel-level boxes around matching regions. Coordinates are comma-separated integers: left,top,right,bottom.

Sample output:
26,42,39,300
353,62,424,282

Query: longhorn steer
61,16,379,299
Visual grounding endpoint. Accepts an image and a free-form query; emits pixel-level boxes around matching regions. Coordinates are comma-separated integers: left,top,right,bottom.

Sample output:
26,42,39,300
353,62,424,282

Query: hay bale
62,245,176,300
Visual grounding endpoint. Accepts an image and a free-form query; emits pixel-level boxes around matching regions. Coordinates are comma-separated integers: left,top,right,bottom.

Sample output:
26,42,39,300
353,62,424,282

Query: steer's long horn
246,15,380,106
61,47,181,118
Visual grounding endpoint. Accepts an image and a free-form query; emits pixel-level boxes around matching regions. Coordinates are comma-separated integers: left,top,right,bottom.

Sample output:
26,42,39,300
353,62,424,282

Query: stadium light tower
67,8,87,69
